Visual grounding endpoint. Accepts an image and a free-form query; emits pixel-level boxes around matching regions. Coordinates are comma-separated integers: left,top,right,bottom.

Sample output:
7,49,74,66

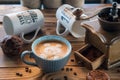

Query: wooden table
0,4,120,80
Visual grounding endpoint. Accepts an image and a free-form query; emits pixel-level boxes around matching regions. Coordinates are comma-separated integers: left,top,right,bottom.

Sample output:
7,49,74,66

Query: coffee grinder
74,2,120,70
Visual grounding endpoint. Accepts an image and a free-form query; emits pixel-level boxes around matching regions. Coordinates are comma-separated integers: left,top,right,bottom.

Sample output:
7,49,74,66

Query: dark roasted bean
73,72,77,76
25,69,29,72
19,73,23,77
16,73,23,77
64,76,68,80
66,68,69,72
25,67,29,70
71,59,74,62
28,69,32,73
16,72,20,76
70,68,73,71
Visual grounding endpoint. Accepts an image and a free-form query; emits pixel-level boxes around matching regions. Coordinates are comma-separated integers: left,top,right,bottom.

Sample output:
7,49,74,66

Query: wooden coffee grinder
74,2,120,70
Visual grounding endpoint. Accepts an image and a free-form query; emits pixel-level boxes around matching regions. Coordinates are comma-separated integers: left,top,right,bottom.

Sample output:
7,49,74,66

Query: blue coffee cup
21,35,72,73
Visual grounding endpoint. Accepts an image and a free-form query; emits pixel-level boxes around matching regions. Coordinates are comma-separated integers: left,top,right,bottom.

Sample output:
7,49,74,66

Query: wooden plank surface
0,4,120,80
0,5,29,22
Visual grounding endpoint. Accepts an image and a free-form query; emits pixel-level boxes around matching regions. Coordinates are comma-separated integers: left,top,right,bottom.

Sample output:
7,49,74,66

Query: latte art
35,40,68,60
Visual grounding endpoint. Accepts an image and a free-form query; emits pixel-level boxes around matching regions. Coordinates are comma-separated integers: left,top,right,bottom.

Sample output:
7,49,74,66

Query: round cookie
0,35,23,57
86,70,110,80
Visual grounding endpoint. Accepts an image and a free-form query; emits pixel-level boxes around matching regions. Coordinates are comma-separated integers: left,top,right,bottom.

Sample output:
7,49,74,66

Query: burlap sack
20,0,41,9
43,0,62,9
64,0,84,8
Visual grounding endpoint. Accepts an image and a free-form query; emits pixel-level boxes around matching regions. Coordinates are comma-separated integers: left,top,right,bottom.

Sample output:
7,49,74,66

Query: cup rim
32,35,72,61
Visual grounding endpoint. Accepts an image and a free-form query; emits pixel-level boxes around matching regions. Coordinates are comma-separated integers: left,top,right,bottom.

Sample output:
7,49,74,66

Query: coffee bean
19,73,23,77
25,67,32,73
16,72,20,76
28,69,32,73
66,68,69,72
25,67,29,72
73,72,77,76
64,76,68,80
25,67,29,70
71,59,74,62
25,69,29,72
16,72,23,77
70,68,73,71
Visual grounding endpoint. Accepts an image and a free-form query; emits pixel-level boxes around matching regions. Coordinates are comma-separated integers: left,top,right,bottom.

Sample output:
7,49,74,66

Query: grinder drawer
74,44,106,70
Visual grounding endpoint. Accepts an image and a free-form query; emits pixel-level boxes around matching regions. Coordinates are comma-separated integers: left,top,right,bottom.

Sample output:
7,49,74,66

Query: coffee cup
56,4,86,39
21,35,72,73
3,9,44,43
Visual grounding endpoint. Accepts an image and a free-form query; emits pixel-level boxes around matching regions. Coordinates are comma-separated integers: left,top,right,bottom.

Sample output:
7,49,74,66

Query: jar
64,0,84,8
20,0,41,9
43,0,62,9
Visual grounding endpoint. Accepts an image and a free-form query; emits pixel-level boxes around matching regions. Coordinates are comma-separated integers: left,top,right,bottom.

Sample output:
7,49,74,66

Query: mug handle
20,27,40,43
21,51,37,66
56,20,69,36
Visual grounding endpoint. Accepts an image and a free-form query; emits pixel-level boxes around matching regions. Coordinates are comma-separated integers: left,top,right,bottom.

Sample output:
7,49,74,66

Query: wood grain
0,5,29,22
0,4,119,80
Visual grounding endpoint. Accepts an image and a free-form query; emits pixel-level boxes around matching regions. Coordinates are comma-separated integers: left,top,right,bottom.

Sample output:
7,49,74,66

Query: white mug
3,9,44,43
56,4,87,38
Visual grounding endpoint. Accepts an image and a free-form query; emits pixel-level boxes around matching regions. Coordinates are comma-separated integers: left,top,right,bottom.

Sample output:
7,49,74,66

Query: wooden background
0,4,120,80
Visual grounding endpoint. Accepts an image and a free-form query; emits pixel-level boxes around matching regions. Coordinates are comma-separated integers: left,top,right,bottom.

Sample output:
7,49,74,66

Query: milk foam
39,43,65,60
35,41,68,60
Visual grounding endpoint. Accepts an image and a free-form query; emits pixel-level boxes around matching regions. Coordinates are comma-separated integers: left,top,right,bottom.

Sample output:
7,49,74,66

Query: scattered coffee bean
61,68,64,71
73,72,77,76
66,68,69,72
71,59,74,62
25,67,29,70
70,68,73,71
25,69,29,72
64,76,68,80
16,72,23,77
25,67,32,73
19,73,23,77
28,69,32,73
16,72,20,76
